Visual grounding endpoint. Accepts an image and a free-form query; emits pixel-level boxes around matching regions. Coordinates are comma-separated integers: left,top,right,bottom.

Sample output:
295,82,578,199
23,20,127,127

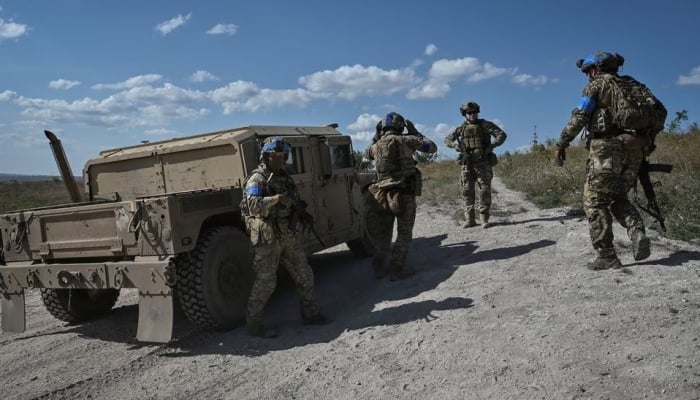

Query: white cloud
346,113,382,142
154,13,191,36
408,57,551,99
189,70,219,82
511,73,555,86
299,64,417,100
92,74,163,90
14,81,208,129
425,44,437,56
466,63,513,83
206,23,238,35
0,17,29,40
677,66,700,85
209,81,317,113
0,90,16,101
49,79,81,90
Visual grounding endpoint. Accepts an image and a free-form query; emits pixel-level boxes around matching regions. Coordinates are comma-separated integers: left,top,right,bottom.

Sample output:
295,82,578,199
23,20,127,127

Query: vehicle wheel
175,226,254,330
346,202,376,258
40,288,120,323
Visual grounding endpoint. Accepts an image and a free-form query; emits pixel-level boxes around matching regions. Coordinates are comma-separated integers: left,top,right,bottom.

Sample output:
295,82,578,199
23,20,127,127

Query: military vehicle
0,125,374,342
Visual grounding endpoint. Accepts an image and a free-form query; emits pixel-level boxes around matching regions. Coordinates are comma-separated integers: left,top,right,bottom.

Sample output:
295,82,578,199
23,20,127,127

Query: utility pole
532,125,538,147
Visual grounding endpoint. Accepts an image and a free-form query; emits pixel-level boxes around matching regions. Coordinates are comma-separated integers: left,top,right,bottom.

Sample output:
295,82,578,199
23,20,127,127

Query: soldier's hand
554,146,566,167
269,194,292,207
405,119,420,136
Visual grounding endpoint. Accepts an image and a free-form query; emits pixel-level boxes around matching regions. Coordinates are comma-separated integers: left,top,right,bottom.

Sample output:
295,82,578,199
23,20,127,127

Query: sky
1,0,699,175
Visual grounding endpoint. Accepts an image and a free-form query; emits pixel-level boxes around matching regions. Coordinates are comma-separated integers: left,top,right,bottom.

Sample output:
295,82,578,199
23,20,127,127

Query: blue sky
1,0,698,175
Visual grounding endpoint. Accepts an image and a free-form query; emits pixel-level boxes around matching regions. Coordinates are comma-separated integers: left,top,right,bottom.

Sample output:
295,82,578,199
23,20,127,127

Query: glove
554,145,566,166
274,194,293,207
405,119,421,136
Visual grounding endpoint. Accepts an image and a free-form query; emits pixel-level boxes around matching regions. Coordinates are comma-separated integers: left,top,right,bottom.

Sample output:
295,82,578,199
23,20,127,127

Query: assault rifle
290,200,327,247
636,160,673,231
268,172,326,247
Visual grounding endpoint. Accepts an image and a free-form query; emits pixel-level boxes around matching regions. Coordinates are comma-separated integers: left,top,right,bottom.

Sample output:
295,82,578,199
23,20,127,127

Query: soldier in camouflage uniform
243,136,330,338
366,112,437,281
444,102,507,228
555,51,654,271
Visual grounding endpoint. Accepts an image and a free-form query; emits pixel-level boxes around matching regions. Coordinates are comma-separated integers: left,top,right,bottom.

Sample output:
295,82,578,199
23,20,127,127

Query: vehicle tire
346,205,375,258
175,226,254,330
40,288,120,323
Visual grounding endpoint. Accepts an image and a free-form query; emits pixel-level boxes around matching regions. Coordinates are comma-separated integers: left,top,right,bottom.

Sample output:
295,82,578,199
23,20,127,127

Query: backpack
605,74,667,134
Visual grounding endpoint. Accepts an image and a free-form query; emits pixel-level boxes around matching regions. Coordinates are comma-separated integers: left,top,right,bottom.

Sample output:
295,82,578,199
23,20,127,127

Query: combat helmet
576,51,625,73
459,101,480,116
261,136,291,154
381,112,406,133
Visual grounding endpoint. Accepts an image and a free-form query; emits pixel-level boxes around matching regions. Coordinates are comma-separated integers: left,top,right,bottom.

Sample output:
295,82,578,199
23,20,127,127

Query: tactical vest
374,134,417,182
458,122,485,150
240,166,295,219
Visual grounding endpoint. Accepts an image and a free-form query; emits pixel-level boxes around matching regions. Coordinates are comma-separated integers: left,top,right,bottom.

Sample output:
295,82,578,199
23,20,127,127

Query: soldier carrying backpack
553,51,667,271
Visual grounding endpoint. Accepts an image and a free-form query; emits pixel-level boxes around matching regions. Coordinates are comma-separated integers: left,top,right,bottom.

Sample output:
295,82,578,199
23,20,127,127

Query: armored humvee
0,125,374,342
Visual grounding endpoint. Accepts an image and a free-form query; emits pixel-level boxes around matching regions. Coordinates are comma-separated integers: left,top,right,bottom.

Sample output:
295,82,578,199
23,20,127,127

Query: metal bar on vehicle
137,290,173,343
1,293,26,333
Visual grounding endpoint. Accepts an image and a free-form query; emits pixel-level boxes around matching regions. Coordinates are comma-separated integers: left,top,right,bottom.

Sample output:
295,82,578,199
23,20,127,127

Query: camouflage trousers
366,191,417,274
246,228,320,324
460,161,493,221
583,138,646,259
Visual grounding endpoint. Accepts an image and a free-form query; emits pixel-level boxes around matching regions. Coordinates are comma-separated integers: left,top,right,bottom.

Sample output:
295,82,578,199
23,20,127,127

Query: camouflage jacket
444,119,507,153
367,129,437,183
243,163,298,220
557,73,650,148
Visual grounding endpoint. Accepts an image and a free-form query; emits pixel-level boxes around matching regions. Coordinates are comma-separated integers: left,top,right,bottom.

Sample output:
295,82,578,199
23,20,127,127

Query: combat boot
389,261,415,281
372,256,386,279
586,256,623,271
246,318,279,338
631,230,651,261
301,312,333,325
462,219,477,228
480,214,491,229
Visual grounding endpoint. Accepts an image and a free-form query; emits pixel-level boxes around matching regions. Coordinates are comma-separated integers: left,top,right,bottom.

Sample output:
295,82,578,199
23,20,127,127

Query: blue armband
246,184,263,197
577,96,596,114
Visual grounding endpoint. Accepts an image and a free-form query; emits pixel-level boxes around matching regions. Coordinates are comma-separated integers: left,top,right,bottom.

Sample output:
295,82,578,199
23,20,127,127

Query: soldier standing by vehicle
444,101,507,229
242,136,330,338
554,51,666,271
366,112,437,281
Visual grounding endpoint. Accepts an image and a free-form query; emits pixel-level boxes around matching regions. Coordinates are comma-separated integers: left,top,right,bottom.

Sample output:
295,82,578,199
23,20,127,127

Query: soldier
444,101,507,228
366,112,437,281
242,136,330,338
554,51,662,270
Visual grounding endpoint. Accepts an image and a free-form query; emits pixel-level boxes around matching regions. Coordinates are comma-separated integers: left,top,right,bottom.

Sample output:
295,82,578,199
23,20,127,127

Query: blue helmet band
261,136,291,153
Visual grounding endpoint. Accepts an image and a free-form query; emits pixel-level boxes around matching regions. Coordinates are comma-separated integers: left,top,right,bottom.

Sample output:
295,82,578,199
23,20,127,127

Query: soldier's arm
244,173,279,217
401,134,437,154
557,84,597,148
483,121,507,148
443,129,459,149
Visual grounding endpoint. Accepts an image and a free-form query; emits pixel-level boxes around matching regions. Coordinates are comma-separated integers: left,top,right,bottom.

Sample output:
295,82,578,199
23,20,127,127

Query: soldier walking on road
242,136,330,338
365,112,437,281
444,101,507,229
554,51,666,270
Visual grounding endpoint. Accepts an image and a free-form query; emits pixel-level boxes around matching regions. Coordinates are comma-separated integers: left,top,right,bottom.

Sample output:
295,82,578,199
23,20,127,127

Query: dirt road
2,178,699,400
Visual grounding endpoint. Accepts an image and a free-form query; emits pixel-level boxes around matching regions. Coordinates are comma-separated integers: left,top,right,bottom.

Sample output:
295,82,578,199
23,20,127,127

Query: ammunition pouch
369,177,415,215
458,148,491,165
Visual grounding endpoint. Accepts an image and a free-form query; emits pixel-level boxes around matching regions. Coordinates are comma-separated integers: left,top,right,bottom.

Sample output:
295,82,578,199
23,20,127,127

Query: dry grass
414,128,700,242
0,180,73,213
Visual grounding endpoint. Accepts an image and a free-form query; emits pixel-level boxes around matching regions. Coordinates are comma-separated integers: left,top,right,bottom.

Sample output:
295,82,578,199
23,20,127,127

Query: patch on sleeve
246,183,263,197
577,96,596,114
